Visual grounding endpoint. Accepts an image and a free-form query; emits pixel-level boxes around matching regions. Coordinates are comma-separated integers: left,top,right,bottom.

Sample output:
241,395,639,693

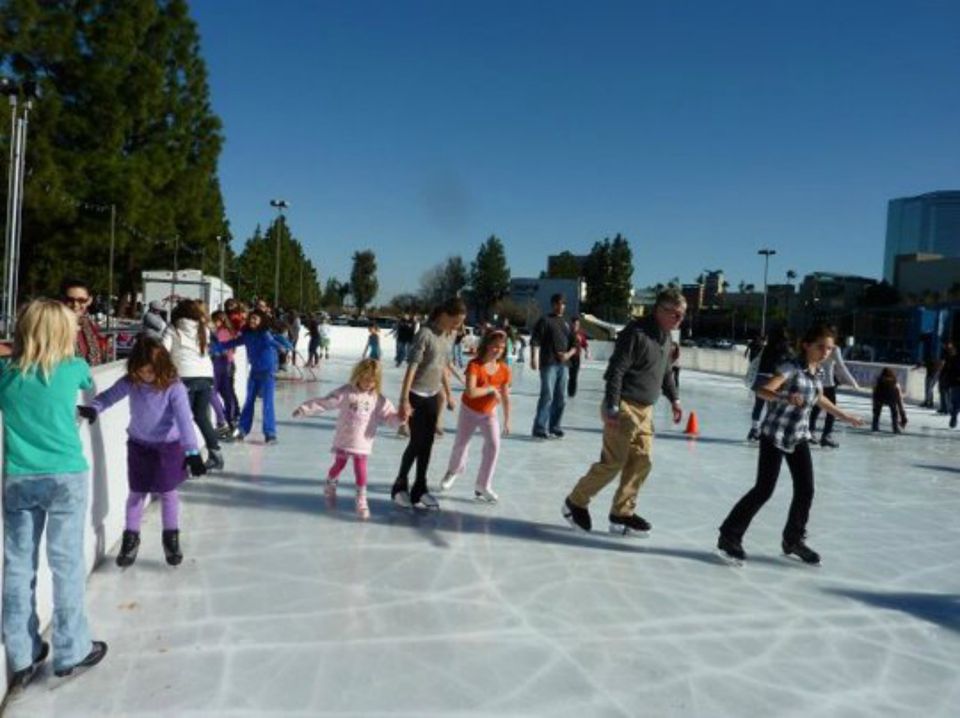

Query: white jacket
163,319,214,379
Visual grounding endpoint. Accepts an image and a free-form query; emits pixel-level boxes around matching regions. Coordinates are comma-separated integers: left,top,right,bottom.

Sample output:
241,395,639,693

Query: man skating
562,288,685,536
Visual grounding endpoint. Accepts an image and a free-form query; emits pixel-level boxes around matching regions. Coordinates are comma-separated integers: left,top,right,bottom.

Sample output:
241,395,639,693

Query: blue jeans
3,472,92,673
533,364,568,435
240,371,277,438
453,344,465,368
395,341,410,367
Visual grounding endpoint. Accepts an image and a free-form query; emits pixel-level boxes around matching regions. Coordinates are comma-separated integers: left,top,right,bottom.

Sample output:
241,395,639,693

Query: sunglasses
64,297,89,306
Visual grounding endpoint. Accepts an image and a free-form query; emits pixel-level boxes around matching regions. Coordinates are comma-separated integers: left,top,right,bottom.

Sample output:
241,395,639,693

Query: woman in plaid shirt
718,325,863,565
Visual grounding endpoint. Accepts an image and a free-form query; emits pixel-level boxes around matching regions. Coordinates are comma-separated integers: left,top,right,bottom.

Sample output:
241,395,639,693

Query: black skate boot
746,427,760,442
819,434,839,449
717,533,746,565
116,530,140,568
782,539,820,565
162,530,183,566
562,497,591,532
609,513,651,537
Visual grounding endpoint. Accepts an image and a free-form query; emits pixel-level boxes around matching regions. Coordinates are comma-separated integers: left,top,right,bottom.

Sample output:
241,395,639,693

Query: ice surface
6,359,960,717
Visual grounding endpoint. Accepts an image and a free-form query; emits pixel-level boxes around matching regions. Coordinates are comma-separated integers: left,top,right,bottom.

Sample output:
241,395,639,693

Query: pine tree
350,250,378,315
470,235,510,319
0,0,227,307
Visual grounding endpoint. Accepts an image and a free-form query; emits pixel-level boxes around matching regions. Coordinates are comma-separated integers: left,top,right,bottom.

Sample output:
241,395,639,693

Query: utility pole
758,248,777,336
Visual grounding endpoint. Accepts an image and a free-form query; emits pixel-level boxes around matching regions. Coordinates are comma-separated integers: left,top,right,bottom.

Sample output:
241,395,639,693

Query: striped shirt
760,360,824,452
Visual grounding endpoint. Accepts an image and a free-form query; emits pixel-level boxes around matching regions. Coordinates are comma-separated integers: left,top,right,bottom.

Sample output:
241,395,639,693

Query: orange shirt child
461,358,511,414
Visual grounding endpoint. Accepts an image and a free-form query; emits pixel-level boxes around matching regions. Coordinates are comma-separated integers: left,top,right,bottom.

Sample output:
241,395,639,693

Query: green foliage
583,234,633,322
350,250,378,314
0,0,228,308
234,218,322,311
548,251,581,279
419,255,468,308
470,235,510,319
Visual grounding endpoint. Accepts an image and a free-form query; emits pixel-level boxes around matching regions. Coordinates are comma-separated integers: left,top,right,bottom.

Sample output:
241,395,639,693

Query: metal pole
758,249,776,337
172,235,179,304
218,235,226,309
274,212,282,310
9,102,29,332
2,94,17,337
107,204,116,330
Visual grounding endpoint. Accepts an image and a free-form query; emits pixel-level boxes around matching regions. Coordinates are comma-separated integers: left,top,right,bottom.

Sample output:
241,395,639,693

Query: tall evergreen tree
607,234,634,322
0,0,227,307
350,250,378,314
548,250,581,279
470,235,510,319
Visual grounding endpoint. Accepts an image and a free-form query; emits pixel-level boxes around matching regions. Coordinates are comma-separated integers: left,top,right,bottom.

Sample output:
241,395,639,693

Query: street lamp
757,248,777,336
2,78,39,339
216,234,228,309
269,199,289,310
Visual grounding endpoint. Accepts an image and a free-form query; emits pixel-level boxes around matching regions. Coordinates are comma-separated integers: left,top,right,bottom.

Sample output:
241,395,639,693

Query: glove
184,453,207,477
77,405,98,424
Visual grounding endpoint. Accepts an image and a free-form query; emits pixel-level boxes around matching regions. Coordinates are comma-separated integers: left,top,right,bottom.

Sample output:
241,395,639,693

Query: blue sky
191,0,960,302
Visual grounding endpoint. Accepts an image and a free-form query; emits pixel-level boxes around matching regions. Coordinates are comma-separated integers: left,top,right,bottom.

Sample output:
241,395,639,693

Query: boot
116,530,140,567
162,529,183,566
356,488,370,520
205,449,224,471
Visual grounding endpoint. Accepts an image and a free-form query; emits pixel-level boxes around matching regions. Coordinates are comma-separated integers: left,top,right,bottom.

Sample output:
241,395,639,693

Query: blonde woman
0,300,107,690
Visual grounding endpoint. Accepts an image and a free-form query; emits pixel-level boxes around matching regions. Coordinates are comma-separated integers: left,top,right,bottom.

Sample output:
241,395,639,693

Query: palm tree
786,269,797,285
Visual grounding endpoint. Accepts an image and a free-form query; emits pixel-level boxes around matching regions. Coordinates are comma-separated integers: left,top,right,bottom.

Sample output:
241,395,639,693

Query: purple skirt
127,439,188,493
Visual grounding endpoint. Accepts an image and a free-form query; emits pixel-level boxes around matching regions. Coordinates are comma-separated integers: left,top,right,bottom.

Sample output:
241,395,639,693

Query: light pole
2,78,38,339
758,248,777,336
216,234,227,309
269,199,289,310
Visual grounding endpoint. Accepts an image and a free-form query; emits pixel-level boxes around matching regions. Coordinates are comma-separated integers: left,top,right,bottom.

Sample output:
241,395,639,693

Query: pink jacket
295,384,401,455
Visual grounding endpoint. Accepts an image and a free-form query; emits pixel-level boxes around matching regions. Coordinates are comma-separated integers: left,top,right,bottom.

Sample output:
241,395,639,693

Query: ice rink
6,357,959,717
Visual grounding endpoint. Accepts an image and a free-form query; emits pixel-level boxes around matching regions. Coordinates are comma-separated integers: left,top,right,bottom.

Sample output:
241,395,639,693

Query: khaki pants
568,400,653,517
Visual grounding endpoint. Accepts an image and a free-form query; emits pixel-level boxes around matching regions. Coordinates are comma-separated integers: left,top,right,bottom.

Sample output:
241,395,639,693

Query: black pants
568,356,581,398
720,436,814,545
183,377,220,451
751,396,766,422
394,392,441,502
808,386,837,436
672,366,680,389
872,399,899,432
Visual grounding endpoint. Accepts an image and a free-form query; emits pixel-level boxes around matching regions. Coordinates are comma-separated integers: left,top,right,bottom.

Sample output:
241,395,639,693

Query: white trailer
142,269,234,312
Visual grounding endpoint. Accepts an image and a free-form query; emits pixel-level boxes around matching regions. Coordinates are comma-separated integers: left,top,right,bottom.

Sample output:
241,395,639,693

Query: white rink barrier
0,352,249,699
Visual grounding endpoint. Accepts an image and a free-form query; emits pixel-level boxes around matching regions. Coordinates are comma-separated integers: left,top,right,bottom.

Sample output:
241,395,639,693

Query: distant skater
871,368,907,433
718,324,863,566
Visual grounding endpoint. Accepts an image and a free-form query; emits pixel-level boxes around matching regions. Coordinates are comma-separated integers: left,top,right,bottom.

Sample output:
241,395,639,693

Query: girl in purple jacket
80,338,207,567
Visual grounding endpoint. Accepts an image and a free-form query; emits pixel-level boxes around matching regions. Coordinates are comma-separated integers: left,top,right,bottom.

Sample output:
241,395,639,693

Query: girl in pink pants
293,359,401,519
440,330,512,502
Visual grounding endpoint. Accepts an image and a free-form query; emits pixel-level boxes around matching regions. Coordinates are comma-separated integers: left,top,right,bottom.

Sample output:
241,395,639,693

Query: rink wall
323,327,928,403
0,353,249,699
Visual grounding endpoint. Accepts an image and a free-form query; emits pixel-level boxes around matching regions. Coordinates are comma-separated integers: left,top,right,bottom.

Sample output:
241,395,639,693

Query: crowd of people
1,279,956,696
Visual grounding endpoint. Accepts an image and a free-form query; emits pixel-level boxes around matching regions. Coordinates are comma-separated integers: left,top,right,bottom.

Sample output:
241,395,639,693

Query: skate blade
781,553,821,567
716,549,743,567
608,525,649,538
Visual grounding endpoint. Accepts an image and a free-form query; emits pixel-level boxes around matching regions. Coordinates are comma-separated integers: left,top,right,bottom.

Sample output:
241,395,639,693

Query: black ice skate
562,498,591,532
609,513,651,537
782,539,820,565
116,530,140,568
717,534,746,566
162,529,183,566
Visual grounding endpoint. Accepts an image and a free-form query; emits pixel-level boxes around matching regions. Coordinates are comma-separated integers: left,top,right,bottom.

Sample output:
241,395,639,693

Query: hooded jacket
215,329,293,374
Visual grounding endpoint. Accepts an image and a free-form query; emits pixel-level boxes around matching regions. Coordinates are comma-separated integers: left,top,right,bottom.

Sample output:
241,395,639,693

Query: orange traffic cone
684,411,700,436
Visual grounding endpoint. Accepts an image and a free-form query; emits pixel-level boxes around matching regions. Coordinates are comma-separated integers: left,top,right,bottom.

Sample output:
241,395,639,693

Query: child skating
80,337,207,567
213,309,293,444
292,359,401,519
872,368,908,433
439,330,512,502
718,324,863,566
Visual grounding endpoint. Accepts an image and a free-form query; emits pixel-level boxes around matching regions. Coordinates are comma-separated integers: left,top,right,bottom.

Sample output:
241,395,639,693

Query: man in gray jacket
562,288,685,536
141,301,168,341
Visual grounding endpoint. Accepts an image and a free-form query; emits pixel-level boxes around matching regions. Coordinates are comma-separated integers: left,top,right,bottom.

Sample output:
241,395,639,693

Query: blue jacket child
213,310,292,443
